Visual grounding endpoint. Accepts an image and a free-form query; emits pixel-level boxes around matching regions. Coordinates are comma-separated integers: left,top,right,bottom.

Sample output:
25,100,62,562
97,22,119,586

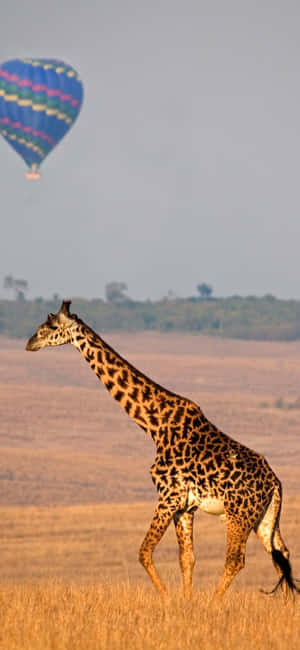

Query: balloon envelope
0,58,84,174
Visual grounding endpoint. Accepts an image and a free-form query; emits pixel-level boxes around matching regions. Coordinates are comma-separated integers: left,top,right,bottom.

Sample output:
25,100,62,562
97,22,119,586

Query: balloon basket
26,169,41,180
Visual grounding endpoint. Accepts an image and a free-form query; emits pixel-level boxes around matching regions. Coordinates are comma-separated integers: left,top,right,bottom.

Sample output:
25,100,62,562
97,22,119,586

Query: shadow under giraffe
26,300,299,600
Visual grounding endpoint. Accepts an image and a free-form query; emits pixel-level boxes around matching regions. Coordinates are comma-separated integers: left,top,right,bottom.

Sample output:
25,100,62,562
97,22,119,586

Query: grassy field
1,583,300,650
1,500,299,586
0,499,300,649
0,332,300,647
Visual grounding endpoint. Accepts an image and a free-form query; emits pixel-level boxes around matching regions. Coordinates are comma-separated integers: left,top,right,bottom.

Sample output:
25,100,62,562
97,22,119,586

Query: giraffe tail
259,483,300,597
266,550,300,596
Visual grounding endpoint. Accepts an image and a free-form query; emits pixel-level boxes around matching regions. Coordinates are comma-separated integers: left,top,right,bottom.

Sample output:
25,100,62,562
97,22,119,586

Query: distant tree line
3,274,29,302
1,277,300,341
2,277,215,306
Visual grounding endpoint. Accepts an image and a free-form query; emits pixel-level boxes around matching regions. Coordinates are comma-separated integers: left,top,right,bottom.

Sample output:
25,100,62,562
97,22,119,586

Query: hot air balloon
0,58,84,178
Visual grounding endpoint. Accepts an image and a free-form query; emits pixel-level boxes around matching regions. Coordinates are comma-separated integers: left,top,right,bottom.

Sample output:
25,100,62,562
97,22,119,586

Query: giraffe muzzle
26,335,40,351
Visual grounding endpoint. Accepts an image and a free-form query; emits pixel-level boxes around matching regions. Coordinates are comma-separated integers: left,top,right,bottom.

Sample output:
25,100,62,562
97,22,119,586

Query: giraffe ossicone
26,300,299,600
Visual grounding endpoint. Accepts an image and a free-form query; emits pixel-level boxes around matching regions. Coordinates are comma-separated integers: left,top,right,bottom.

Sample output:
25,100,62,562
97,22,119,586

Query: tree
196,283,213,299
3,274,14,298
105,281,129,304
3,275,29,301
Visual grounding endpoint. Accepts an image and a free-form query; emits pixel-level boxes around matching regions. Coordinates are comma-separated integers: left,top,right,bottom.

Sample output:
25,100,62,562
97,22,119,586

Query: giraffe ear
46,313,56,324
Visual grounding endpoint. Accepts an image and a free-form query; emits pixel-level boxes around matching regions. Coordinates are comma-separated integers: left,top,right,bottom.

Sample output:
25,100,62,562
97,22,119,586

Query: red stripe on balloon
0,68,80,107
0,117,56,145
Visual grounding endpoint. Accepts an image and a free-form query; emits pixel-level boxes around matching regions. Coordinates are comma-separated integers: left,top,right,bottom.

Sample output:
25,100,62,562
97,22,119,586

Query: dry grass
1,583,300,650
0,501,300,649
0,333,300,647
0,500,299,587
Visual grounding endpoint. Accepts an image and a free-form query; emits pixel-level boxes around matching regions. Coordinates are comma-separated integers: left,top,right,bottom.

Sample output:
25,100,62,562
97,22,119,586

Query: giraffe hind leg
212,518,251,601
173,509,196,599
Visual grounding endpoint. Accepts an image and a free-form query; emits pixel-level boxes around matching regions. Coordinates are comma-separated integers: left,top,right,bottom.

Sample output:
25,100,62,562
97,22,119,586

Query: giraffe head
26,300,77,351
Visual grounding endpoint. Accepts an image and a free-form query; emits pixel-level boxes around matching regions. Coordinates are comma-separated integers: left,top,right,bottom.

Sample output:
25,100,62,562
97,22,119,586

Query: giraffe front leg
139,501,176,596
174,510,195,599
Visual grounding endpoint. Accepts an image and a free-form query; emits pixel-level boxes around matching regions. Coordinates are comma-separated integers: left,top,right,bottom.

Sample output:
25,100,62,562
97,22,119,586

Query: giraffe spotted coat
26,301,299,600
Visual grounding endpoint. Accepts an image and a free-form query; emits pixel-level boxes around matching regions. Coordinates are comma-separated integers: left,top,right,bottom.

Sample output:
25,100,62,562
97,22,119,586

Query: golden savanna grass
1,333,300,647
1,583,300,650
0,500,300,649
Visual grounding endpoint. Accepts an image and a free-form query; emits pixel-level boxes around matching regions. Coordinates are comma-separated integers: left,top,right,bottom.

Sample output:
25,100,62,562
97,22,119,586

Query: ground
0,333,299,649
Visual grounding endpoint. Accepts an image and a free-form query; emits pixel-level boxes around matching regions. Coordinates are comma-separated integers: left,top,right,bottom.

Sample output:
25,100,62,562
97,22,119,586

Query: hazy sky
1,1,300,301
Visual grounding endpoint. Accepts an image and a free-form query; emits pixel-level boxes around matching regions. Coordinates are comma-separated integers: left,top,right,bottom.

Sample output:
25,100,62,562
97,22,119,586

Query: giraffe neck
70,321,185,441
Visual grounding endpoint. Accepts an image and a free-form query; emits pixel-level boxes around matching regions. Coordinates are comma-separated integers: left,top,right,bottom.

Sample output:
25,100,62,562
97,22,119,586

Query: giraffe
26,300,299,600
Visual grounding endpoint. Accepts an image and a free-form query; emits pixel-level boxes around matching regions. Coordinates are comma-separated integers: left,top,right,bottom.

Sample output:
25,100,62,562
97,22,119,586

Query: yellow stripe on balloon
0,128,45,158
0,90,72,124
0,91,18,101
21,59,81,80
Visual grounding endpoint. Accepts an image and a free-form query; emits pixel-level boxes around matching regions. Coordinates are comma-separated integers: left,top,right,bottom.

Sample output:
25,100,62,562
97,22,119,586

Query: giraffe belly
199,497,225,516
187,485,225,516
